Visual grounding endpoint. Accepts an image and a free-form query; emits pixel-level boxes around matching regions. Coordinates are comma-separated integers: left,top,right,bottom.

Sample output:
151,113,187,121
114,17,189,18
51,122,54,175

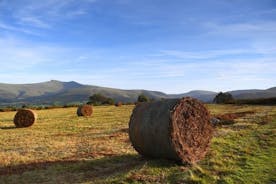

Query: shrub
137,94,149,102
88,93,115,105
213,92,234,104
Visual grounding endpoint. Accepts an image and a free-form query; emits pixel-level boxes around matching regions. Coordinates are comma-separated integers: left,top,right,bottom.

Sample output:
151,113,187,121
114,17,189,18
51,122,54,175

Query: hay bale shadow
0,154,147,183
0,126,16,130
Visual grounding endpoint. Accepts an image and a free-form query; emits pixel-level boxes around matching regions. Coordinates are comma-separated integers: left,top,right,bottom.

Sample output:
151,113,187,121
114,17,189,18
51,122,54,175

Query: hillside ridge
0,80,275,106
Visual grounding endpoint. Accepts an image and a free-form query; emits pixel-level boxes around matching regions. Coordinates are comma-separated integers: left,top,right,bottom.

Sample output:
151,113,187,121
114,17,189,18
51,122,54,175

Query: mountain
0,80,275,107
229,87,276,99
0,80,169,106
170,90,217,102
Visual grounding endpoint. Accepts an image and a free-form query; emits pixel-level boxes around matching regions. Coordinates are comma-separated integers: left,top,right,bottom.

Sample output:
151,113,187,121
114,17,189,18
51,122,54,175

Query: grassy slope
0,105,275,184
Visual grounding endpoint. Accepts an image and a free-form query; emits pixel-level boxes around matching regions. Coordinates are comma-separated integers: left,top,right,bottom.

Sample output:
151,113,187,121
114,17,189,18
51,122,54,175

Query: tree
88,93,115,105
103,98,115,105
137,94,149,102
213,92,234,104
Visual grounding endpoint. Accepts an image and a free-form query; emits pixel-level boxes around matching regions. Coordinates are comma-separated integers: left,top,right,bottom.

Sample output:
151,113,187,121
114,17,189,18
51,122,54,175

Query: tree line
213,92,276,105
1,92,275,112
87,93,150,106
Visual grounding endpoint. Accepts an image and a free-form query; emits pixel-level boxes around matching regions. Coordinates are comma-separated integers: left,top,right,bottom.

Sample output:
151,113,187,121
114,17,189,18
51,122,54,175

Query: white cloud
106,57,276,92
0,21,41,35
204,21,276,36
0,1,275,93
0,37,275,92
18,16,51,29
159,49,254,59
157,46,276,60
0,36,68,71
0,35,103,72
0,0,98,29
0,46,44,70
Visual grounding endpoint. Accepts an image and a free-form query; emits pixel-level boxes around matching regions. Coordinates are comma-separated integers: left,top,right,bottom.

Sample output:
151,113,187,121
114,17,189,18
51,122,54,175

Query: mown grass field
0,104,275,184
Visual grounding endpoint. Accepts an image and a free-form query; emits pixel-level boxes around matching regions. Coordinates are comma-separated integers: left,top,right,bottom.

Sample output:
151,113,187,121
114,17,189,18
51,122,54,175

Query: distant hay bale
129,97,214,164
77,105,93,117
115,102,123,107
13,109,37,128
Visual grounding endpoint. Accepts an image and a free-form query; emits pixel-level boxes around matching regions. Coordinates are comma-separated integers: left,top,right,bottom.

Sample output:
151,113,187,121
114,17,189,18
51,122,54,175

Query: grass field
0,104,275,184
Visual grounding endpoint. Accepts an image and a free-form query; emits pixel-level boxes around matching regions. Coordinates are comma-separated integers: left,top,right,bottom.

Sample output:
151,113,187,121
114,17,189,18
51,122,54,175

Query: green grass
0,105,275,184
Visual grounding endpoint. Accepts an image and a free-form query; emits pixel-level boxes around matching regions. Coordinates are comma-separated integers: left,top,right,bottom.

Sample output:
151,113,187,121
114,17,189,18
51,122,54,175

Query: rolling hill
0,80,170,106
229,87,276,99
0,80,275,107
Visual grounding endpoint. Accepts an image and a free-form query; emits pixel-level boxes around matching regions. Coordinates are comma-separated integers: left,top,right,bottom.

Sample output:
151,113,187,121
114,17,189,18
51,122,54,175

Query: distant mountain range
0,80,275,107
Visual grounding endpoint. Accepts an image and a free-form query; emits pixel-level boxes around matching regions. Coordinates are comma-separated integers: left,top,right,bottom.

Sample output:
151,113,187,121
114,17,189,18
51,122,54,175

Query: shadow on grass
0,126,16,130
0,154,147,182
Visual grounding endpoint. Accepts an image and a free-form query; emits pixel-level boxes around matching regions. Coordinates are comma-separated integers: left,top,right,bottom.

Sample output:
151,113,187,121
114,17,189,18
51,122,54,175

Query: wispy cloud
119,56,276,92
0,35,275,92
0,38,50,70
18,16,51,29
0,0,98,29
204,21,276,36
0,35,102,71
0,21,41,35
0,1,275,93
158,49,253,60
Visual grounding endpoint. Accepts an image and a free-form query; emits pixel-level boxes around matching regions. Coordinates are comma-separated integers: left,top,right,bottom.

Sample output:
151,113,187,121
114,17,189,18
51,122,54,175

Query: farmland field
0,105,275,184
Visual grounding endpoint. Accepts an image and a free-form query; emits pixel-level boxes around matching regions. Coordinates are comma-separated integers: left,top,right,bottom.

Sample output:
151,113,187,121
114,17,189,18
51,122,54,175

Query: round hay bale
115,102,123,107
14,109,37,128
129,97,213,164
77,105,93,117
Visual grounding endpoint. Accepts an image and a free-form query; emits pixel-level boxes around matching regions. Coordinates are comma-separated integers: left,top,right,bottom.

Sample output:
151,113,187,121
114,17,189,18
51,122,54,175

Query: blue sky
0,0,275,93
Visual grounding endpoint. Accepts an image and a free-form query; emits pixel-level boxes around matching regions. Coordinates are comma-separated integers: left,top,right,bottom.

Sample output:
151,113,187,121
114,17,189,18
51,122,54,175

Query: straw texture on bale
129,97,213,164
77,105,93,117
14,109,37,128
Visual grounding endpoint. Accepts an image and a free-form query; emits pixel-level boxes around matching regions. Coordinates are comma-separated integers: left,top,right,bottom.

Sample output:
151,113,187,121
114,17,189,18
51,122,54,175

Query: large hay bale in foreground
77,105,93,117
14,109,37,128
129,97,214,164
